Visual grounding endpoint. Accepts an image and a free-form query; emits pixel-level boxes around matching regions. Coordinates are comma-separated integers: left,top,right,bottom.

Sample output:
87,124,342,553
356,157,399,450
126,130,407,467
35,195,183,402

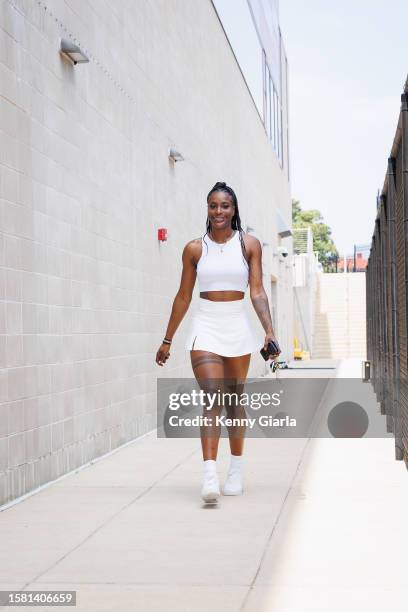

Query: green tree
292,199,338,272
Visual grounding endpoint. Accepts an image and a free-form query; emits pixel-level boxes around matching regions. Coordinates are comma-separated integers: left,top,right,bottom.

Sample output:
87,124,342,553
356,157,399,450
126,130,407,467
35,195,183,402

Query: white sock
224,455,244,495
204,459,217,475
202,460,219,495
201,460,220,501
229,454,243,472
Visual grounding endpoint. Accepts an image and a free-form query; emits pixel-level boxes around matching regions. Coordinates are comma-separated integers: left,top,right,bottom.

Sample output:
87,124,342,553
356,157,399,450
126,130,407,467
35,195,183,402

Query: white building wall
294,261,316,354
313,274,366,359
292,229,320,356
0,0,292,505
276,254,293,362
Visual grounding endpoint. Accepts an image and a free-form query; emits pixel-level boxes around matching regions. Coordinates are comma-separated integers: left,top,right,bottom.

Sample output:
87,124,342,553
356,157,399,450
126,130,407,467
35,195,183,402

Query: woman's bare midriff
200,291,244,302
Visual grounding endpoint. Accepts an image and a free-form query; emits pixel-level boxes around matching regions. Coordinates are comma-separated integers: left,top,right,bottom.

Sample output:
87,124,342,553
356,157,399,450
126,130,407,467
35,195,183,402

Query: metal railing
367,78,408,466
293,227,313,255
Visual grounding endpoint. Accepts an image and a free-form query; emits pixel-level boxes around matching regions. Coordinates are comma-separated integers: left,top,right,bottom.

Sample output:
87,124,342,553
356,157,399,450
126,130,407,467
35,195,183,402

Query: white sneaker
223,470,243,495
201,473,220,503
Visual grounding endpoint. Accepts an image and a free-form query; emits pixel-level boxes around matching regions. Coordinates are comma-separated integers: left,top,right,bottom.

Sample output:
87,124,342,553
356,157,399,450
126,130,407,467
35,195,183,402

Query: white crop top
196,230,249,292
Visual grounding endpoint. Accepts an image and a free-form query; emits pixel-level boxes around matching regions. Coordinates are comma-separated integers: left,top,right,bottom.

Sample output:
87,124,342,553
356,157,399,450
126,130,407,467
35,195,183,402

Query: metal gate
367,82,408,466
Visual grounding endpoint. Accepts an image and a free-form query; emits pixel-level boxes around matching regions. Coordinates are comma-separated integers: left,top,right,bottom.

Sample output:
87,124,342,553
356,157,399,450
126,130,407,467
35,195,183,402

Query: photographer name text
168,415,296,428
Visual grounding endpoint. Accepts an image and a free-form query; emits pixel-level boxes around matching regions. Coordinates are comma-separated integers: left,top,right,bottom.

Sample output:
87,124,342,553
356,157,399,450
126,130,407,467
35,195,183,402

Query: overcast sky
279,0,408,255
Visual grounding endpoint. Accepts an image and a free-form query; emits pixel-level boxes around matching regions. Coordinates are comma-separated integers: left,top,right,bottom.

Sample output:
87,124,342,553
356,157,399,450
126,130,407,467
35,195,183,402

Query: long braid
203,181,249,266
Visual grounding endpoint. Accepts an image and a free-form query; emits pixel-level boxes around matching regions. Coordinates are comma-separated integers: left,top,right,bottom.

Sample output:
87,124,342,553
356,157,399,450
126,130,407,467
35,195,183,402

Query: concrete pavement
1,360,407,611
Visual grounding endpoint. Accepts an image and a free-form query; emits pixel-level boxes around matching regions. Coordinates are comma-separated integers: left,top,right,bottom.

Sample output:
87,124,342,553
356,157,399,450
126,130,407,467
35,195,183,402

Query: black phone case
260,340,280,361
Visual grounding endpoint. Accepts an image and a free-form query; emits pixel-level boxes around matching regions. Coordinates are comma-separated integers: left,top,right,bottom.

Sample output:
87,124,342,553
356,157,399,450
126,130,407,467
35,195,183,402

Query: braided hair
203,181,249,266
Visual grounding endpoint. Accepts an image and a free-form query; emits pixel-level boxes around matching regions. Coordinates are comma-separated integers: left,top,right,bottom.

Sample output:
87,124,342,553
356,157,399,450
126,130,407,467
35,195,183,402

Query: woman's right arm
155,240,199,366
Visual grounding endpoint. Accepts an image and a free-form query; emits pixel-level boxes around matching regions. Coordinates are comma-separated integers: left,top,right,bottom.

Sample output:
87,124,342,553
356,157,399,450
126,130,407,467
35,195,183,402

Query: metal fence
367,80,408,466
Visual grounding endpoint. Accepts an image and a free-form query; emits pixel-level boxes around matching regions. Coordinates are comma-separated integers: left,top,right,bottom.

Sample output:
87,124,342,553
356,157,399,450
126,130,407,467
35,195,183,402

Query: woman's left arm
246,235,280,354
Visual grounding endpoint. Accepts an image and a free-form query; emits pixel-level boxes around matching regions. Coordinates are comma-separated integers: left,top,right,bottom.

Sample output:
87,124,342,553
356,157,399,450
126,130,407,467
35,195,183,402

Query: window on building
213,0,288,174
263,50,271,139
262,51,283,168
274,86,278,152
213,0,264,118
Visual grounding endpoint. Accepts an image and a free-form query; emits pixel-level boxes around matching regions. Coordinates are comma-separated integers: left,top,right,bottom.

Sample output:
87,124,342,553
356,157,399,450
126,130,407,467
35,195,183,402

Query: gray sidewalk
1,360,407,611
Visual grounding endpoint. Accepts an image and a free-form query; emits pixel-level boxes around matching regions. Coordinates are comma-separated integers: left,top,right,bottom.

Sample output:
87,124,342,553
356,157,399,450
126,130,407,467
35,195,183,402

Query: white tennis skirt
184,298,263,357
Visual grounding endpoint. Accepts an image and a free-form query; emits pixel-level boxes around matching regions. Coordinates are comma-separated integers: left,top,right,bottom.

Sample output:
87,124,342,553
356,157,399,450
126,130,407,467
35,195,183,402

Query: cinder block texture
313,274,366,359
0,0,292,505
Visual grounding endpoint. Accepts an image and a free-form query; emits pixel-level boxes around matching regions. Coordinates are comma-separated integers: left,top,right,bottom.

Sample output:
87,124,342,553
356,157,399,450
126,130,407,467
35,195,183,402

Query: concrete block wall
312,273,366,359
0,0,292,505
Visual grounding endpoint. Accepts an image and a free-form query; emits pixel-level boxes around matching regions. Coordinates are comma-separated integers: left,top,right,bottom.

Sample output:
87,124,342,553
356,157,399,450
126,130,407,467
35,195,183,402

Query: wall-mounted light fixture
60,38,89,65
158,228,168,241
276,209,292,238
168,147,184,162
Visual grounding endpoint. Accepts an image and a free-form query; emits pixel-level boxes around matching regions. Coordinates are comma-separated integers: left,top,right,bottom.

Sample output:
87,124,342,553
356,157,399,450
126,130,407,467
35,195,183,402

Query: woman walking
155,181,280,503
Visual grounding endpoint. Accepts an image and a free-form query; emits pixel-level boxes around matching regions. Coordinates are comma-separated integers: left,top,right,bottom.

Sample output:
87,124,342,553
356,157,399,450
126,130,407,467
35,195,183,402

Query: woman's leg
221,354,251,496
190,350,225,461
223,354,251,456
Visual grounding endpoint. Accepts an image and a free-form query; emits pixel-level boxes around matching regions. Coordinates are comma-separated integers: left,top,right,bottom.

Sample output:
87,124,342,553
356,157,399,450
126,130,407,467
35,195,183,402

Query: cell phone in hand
260,340,280,361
